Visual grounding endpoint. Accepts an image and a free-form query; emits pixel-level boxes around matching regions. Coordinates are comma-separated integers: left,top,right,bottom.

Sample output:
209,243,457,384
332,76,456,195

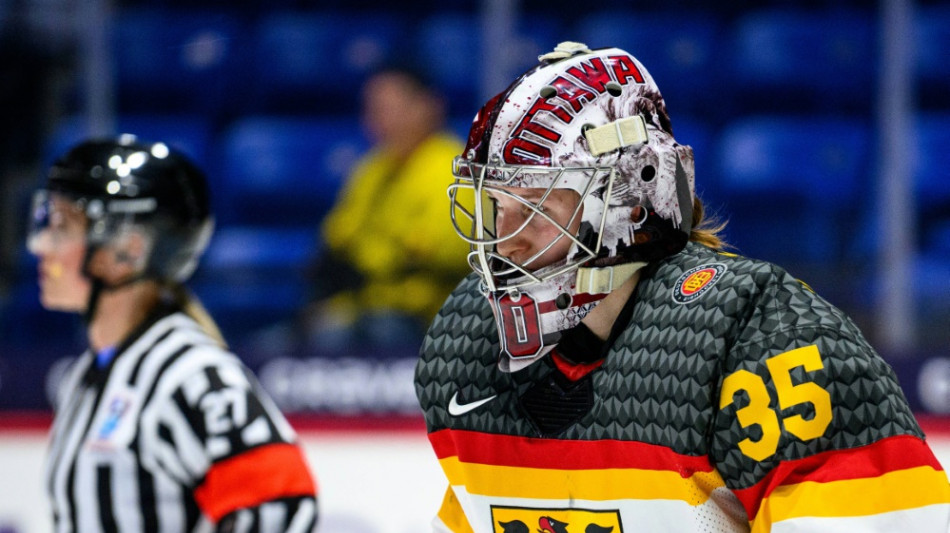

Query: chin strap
82,278,104,324
81,273,148,324
575,261,647,295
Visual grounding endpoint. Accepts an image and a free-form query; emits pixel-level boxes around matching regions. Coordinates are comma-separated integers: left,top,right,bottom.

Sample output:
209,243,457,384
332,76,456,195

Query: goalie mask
449,42,696,367
28,136,213,317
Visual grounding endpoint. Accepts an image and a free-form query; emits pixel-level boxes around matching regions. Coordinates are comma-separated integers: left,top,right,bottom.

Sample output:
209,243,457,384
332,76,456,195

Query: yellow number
721,345,834,460
765,345,833,442
720,370,781,462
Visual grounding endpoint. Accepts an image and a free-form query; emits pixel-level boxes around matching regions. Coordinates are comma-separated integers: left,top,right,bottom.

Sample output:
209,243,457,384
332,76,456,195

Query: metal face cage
448,156,617,292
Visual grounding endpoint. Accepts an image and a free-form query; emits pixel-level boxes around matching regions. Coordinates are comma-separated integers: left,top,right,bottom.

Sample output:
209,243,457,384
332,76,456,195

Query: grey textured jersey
415,242,948,532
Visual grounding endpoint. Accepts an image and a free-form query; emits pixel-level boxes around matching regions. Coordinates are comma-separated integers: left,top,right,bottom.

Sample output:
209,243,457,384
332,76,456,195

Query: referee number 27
719,345,833,461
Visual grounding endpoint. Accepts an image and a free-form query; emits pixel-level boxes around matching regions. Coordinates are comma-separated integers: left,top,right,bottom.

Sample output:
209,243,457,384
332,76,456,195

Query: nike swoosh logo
448,392,498,416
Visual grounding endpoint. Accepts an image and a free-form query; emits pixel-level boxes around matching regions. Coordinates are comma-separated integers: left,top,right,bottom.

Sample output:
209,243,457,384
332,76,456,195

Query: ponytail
689,197,730,251
165,283,227,348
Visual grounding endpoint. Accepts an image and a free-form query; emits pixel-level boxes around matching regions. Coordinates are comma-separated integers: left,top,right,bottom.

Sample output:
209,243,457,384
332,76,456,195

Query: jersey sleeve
141,347,318,531
713,295,950,531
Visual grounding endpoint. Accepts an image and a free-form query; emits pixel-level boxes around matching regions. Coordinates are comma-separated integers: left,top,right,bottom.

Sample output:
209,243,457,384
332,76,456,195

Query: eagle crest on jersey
449,42,695,365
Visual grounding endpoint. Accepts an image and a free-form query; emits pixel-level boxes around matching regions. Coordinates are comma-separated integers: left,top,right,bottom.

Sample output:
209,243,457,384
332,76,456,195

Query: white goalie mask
449,42,696,367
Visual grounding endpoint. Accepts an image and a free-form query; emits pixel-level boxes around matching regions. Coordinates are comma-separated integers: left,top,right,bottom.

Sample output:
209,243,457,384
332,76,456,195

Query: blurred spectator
301,65,470,353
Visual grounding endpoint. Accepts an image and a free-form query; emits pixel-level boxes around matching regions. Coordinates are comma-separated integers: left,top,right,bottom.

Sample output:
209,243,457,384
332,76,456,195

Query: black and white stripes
45,311,317,532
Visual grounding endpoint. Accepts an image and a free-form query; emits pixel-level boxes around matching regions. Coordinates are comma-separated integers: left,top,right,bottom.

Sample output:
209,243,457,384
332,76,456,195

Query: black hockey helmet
30,135,214,283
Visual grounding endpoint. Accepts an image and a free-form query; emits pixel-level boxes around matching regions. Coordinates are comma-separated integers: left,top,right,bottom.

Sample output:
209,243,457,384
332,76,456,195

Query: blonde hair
688,197,729,250
166,283,228,348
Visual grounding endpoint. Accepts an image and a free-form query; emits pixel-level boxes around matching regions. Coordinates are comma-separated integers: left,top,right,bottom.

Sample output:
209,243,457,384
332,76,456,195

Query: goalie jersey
415,242,950,532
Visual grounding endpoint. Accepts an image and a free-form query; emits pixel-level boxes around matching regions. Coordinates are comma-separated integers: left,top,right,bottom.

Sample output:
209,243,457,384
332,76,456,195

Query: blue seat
574,11,723,115
715,116,871,262
191,277,309,344
413,12,480,109
915,113,950,254
413,12,562,114
670,115,717,205
190,225,317,341
199,225,316,274
926,223,950,258
917,7,950,108
216,116,369,227
250,12,407,113
730,9,875,113
449,115,475,143
44,114,212,166
112,8,244,114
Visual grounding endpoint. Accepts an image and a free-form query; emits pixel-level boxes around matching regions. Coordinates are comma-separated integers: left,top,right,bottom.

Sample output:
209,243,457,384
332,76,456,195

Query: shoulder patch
672,263,727,304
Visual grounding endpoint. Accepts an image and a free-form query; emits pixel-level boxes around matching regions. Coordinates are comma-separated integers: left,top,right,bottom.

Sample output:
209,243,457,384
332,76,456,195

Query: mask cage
448,156,617,292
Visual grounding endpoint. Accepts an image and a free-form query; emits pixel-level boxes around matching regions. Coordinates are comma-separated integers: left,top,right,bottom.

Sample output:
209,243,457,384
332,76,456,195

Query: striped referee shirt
45,306,318,532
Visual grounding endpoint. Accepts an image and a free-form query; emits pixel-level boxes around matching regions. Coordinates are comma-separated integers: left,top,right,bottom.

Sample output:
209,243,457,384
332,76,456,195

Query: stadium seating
573,11,724,117
112,8,244,116
249,11,407,114
9,1,950,367
215,116,369,227
917,6,950,109
915,113,950,255
413,11,564,114
729,9,876,115
43,114,213,167
190,225,317,342
714,115,871,263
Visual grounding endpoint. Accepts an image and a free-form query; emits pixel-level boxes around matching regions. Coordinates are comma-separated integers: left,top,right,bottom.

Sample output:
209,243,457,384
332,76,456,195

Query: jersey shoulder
648,243,867,344
136,312,248,400
421,273,499,362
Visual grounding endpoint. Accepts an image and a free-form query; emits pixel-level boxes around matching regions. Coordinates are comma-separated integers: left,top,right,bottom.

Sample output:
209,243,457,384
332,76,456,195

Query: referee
28,137,318,532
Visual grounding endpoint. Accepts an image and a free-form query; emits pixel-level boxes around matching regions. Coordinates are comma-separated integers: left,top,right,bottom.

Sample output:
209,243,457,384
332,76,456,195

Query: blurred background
0,0,949,528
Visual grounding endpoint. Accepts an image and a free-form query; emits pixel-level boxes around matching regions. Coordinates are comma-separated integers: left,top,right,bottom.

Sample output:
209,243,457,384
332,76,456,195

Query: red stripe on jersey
429,429,714,478
194,443,317,522
733,434,945,520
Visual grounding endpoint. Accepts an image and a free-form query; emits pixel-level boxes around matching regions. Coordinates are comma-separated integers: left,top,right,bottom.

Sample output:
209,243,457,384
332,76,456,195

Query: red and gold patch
672,263,727,304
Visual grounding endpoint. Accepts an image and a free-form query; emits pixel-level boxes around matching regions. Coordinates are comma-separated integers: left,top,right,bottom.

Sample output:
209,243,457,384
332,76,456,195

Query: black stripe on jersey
65,388,112,532
97,465,119,533
184,487,201,532
218,507,259,533
158,421,175,447
65,445,79,531
138,344,192,417
173,388,207,438
137,465,159,531
286,496,319,532
206,365,226,390
127,326,177,386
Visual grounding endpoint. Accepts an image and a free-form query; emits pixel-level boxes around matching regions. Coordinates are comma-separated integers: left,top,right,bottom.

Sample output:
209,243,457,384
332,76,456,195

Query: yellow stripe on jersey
752,465,950,532
439,456,727,504
437,487,477,533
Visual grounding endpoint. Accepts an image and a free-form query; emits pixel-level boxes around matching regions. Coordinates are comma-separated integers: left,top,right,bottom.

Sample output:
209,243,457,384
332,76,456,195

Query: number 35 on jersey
720,345,833,461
